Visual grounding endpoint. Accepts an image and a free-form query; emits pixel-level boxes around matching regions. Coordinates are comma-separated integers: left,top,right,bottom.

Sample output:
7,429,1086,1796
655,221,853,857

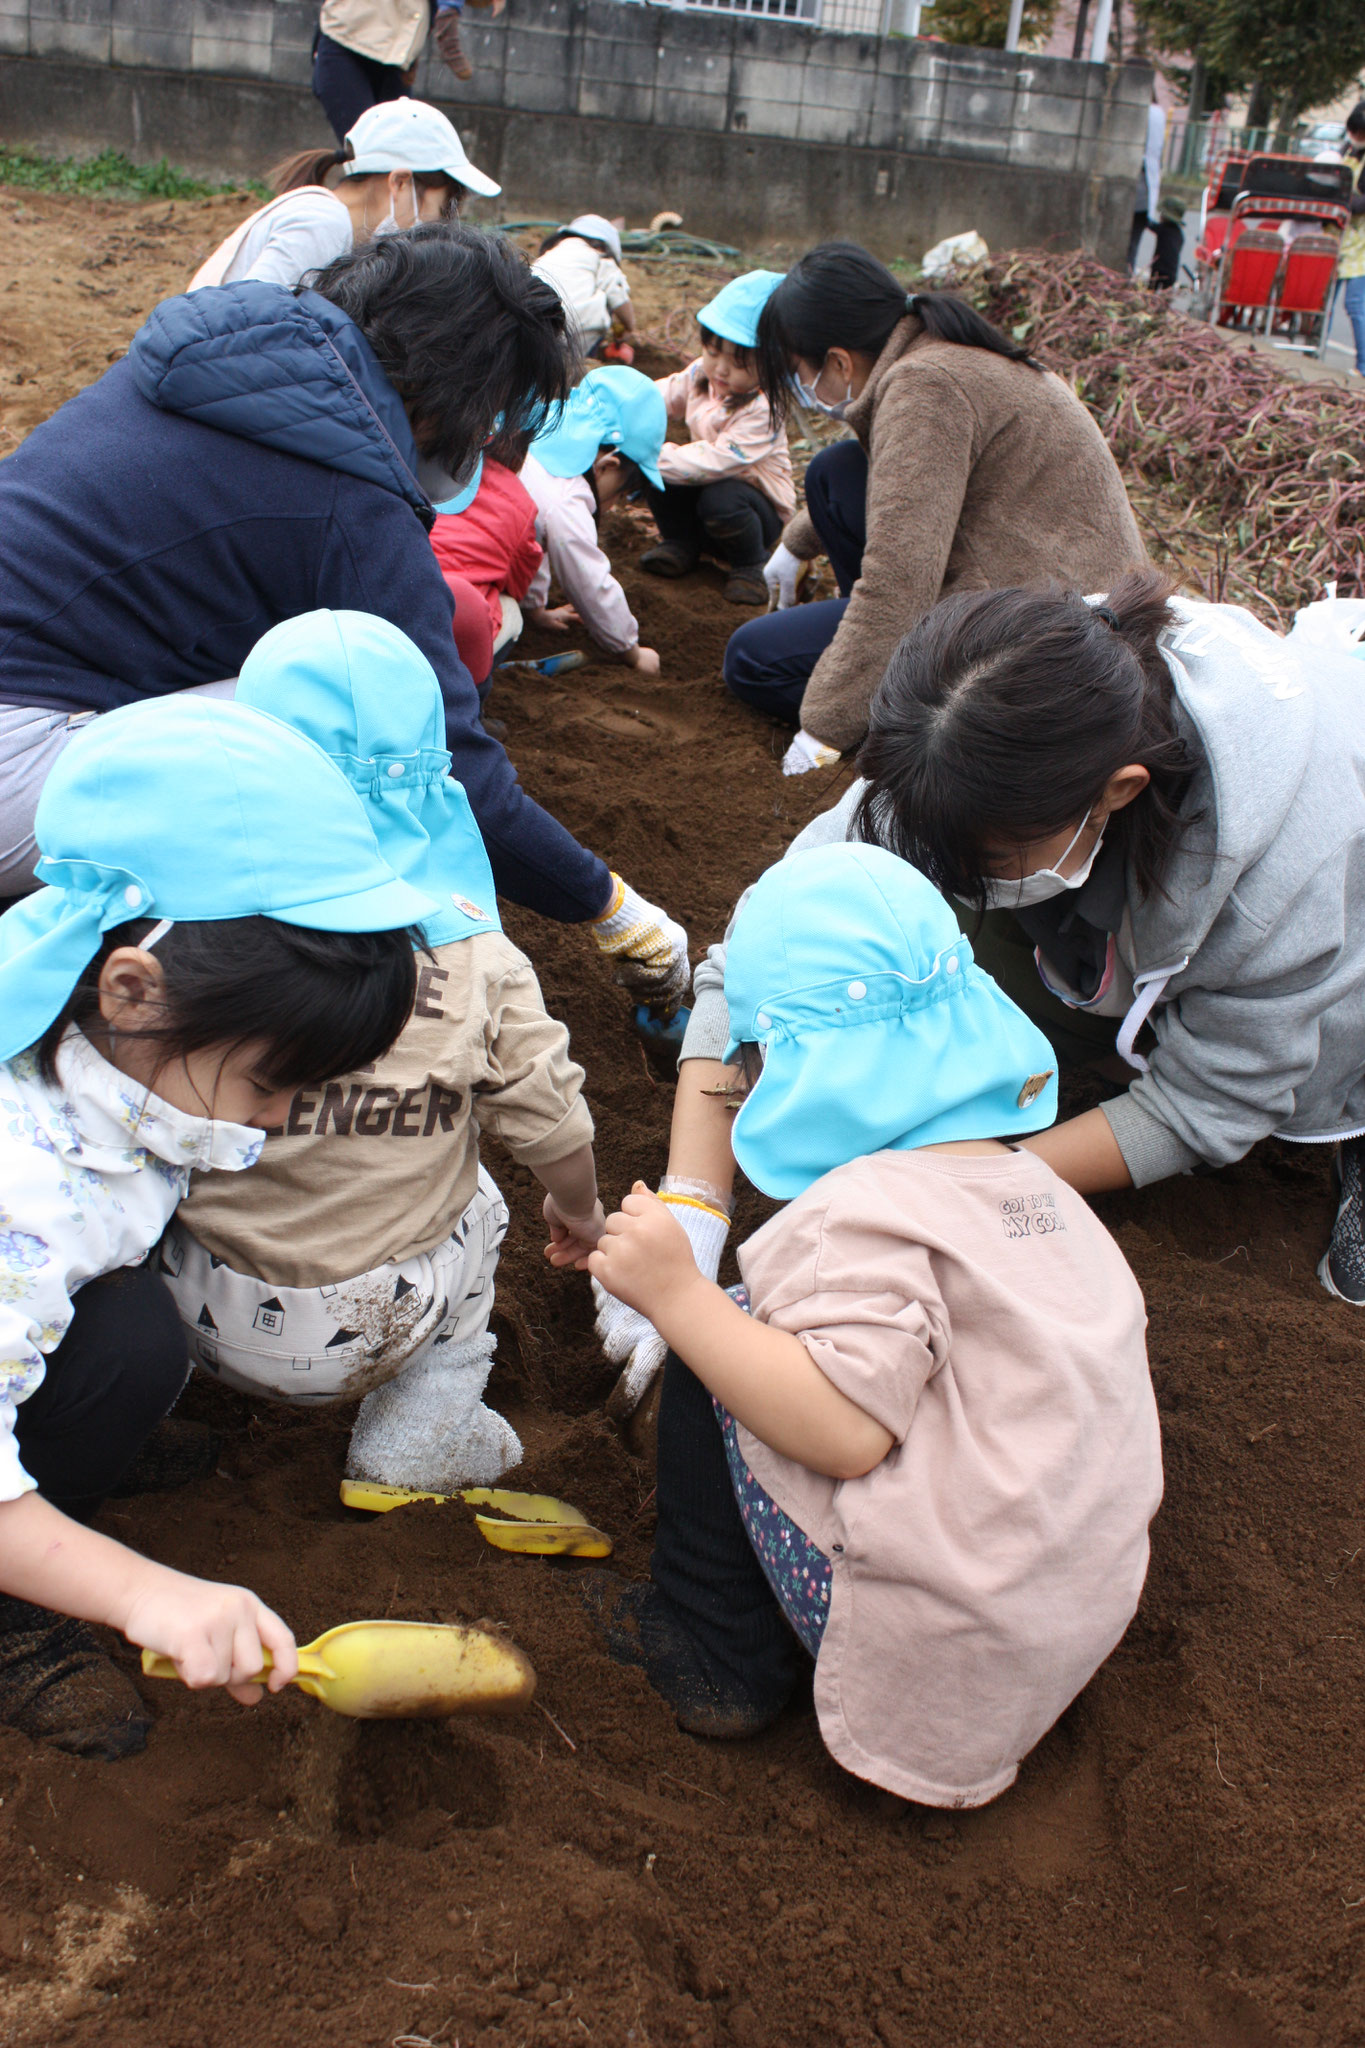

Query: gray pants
0,684,237,897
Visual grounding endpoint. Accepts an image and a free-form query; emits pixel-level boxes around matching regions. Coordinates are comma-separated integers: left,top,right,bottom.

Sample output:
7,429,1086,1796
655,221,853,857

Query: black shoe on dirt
579,1574,791,1740
722,568,768,607
0,1600,151,1760
639,543,699,579
1319,1138,1365,1305
111,1416,221,1497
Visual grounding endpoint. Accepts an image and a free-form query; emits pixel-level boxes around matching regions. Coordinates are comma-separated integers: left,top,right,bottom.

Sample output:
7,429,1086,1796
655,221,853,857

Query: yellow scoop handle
141,1618,536,1719
338,1479,613,1558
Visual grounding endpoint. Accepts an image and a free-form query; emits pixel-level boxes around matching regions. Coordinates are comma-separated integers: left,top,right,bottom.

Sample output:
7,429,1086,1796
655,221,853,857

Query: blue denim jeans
1344,275,1365,376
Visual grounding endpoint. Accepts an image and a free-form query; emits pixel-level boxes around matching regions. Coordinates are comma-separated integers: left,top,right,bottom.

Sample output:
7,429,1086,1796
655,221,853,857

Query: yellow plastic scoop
339,1480,613,1558
141,1619,536,1720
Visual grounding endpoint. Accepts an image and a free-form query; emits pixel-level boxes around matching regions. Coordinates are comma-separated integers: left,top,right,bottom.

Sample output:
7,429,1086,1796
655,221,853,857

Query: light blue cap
0,696,437,1063
531,366,666,490
432,451,483,516
723,843,1058,1200
696,269,785,350
237,610,501,950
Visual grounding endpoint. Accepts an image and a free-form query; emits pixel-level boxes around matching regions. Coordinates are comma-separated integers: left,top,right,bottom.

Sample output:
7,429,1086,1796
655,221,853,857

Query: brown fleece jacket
783,318,1148,753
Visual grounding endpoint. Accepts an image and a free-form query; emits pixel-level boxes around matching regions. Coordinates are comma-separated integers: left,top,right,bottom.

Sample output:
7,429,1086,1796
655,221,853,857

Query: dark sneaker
111,1416,220,1497
723,568,768,607
579,1574,791,1740
0,1600,151,1760
1319,1137,1365,1304
639,543,699,579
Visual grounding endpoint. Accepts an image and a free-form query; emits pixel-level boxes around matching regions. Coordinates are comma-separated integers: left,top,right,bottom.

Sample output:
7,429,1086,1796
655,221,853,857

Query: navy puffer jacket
0,283,610,922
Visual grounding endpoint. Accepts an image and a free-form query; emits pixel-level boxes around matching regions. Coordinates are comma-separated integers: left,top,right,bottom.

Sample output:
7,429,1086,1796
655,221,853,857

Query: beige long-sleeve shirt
655,361,797,520
737,1145,1161,1809
178,933,593,1289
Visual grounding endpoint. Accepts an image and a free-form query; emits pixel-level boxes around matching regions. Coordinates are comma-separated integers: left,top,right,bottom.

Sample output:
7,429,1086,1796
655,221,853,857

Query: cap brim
451,162,501,198
273,872,439,934
636,454,664,489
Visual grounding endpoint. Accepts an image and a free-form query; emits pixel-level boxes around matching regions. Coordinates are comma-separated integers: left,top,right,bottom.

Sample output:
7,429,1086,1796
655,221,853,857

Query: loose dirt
0,190,1362,2048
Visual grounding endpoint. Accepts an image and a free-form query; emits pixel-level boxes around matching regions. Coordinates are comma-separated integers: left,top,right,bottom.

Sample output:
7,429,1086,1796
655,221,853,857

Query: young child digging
164,609,606,1492
520,366,665,676
0,695,427,1757
641,271,796,607
531,215,637,359
583,843,1162,1807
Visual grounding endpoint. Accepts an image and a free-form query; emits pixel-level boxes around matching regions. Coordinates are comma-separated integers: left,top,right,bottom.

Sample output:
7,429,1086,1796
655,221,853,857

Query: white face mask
981,814,1106,912
791,363,853,418
372,180,421,239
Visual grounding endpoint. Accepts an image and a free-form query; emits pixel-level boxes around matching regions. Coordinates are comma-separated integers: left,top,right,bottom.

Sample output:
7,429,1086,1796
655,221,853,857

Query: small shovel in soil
493,651,587,678
338,1480,613,1558
141,1619,536,1720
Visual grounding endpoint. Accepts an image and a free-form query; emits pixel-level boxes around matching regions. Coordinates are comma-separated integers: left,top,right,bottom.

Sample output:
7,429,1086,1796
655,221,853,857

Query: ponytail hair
854,569,1199,911
269,142,354,193
756,239,1035,422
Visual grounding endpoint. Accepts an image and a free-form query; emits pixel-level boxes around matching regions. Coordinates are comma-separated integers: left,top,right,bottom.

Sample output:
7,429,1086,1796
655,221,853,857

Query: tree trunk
1244,78,1271,132
1187,50,1205,122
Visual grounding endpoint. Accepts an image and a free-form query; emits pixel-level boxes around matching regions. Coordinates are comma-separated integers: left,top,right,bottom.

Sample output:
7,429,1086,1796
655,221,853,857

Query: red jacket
429,459,544,636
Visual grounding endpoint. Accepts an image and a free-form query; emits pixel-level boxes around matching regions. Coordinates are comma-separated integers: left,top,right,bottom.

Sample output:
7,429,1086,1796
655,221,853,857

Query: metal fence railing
1162,116,1335,183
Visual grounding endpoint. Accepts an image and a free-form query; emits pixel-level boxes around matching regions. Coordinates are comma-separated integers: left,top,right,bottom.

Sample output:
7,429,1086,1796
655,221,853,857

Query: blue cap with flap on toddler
531,366,666,490
696,270,785,350
237,609,501,950
0,695,437,1064
723,843,1059,1201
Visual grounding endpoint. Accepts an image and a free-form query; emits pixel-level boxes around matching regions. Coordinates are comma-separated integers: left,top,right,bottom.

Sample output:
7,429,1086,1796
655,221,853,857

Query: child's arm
654,363,697,423
543,495,647,661
657,397,786,489
588,1186,894,1480
538,1141,607,1264
0,1490,298,1703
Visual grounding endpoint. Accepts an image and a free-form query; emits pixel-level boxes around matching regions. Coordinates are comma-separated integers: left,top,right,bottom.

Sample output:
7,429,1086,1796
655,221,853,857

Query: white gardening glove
782,728,842,777
763,541,806,611
597,1179,731,1418
591,873,690,1015
345,1333,521,1492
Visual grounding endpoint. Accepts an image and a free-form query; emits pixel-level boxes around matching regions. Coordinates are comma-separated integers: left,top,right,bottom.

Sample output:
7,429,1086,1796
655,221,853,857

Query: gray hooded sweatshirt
682,598,1365,1188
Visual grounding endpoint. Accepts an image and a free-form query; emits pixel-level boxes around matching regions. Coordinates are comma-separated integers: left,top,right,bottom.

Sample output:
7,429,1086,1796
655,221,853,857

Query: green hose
496,220,742,263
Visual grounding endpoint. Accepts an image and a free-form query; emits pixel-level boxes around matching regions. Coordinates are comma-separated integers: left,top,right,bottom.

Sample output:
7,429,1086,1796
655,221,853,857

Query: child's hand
587,1183,702,1322
544,1192,608,1268
120,1569,298,1706
625,645,661,676
527,604,579,633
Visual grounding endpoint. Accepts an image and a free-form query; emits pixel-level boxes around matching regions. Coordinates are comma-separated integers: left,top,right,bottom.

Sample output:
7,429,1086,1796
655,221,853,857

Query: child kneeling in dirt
0,694,428,1755
164,610,606,1493
520,366,665,675
640,272,796,608
584,844,1162,1808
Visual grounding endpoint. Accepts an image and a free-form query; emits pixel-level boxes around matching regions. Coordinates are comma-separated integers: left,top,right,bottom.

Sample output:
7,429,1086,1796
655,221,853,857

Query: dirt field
1,190,1363,2048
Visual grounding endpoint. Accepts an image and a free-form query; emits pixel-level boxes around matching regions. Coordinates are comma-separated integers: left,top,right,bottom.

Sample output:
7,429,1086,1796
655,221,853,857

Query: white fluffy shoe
345,1331,522,1491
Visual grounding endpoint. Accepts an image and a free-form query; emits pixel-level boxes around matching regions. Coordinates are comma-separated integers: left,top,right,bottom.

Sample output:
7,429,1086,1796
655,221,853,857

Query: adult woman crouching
596,573,1365,1422
724,242,1148,775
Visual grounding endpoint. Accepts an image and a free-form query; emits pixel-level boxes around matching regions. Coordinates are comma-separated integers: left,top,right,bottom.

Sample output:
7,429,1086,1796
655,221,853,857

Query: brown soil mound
0,189,1361,2048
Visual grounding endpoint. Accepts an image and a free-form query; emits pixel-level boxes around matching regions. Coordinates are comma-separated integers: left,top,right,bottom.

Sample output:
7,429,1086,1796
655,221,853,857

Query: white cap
343,99,501,199
567,214,622,264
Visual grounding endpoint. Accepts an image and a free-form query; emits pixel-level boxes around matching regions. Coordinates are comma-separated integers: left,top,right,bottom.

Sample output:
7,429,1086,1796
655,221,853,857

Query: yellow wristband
659,1193,730,1227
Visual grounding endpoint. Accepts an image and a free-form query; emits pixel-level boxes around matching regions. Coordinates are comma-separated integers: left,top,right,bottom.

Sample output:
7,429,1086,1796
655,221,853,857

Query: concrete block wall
0,0,1152,263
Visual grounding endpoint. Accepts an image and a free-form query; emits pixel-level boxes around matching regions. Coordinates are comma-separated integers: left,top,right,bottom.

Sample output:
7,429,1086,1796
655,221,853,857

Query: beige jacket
784,318,1147,753
737,1147,1160,1808
178,932,592,1290
318,0,429,70
656,361,796,520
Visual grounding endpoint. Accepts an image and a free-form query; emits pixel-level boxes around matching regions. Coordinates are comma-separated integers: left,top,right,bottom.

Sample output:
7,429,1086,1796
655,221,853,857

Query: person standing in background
312,0,504,141
1127,94,1166,275
1335,105,1365,378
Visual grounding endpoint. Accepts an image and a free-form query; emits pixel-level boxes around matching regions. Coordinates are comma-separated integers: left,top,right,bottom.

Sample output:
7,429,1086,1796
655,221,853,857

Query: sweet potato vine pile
971,249,1365,626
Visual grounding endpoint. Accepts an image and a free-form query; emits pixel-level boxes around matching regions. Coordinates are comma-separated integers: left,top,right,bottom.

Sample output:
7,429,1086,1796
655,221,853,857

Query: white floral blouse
0,1029,262,1501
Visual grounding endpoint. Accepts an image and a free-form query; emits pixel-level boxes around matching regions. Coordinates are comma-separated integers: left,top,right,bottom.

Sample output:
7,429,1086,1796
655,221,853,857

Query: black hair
269,144,462,217
37,916,418,1096
755,240,1035,424
536,226,615,258
1348,103,1365,138
853,569,1199,911
308,224,577,473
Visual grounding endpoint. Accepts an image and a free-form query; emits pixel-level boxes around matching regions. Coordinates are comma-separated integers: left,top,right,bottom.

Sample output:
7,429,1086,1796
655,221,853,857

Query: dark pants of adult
312,30,411,145
14,1264,190,1522
722,438,866,726
644,479,784,573
649,1348,801,1714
